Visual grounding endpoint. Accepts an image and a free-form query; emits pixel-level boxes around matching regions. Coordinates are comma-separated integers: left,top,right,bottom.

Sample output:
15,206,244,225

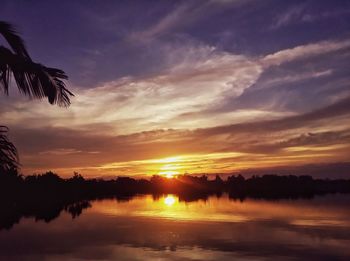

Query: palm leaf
0,21,30,58
0,20,73,106
0,20,74,171
0,46,73,106
0,126,18,171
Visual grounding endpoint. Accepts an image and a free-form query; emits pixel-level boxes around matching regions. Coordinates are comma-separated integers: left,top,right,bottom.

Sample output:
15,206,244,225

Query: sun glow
153,156,183,164
157,157,182,178
95,152,249,178
159,171,178,178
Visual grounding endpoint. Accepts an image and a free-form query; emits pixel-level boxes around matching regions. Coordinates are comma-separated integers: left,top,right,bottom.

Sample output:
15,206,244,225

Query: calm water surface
1,194,350,260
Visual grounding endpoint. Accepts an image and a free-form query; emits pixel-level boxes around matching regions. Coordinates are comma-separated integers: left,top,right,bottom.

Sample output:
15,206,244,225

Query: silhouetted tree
0,21,73,171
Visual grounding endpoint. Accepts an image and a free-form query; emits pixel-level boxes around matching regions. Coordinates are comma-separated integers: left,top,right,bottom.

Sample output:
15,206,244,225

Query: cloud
1,44,264,134
197,95,350,137
39,148,83,155
261,39,350,67
129,3,191,42
257,69,333,89
278,131,350,148
127,0,246,43
269,3,350,30
301,9,350,23
38,148,100,156
270,4,306,30
5,38,349,136
6,95,349,176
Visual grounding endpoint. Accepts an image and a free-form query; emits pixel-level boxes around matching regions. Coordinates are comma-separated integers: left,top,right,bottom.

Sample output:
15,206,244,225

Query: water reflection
90,194,350,226
164,195,177,206
1,194,350,260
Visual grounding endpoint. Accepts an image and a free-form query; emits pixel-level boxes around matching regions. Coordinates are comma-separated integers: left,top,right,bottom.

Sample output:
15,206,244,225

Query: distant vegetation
1,168,350,230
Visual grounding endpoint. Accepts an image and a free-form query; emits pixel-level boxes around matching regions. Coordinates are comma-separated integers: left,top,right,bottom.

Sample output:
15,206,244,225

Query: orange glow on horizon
93,152,249,178
35,145,349,178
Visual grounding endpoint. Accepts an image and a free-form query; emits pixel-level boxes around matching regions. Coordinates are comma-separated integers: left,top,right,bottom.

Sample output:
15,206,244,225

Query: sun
151,155,186,178
159,170,178,178
158,158,181,178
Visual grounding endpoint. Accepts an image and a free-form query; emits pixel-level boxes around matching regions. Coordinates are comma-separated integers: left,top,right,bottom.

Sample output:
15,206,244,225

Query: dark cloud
234,162,350,179
279,131,350,148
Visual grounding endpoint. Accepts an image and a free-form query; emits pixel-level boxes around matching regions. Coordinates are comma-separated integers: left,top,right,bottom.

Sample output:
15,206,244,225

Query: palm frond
0,20,74,171
0,21,30,58
0,126,18,171
0,46,73,106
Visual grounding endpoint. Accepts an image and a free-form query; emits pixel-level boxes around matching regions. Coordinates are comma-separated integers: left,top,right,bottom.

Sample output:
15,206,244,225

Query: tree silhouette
0,21,73,171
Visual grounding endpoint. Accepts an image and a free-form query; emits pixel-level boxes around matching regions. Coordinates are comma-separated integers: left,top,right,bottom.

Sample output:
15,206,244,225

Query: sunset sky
0,0,349,178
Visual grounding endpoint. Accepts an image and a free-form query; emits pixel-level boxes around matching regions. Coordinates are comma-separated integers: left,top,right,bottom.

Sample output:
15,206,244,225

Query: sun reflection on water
90,194,350,227
164,195,177,206
92,194,250,222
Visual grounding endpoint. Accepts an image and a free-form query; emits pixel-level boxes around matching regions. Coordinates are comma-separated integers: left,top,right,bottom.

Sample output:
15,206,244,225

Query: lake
1,194,350,260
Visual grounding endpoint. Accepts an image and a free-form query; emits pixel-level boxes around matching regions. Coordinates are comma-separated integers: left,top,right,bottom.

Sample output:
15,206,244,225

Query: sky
0,0,350,178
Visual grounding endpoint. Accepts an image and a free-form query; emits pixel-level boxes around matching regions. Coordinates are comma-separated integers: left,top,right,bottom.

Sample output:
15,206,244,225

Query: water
1,194,350,260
